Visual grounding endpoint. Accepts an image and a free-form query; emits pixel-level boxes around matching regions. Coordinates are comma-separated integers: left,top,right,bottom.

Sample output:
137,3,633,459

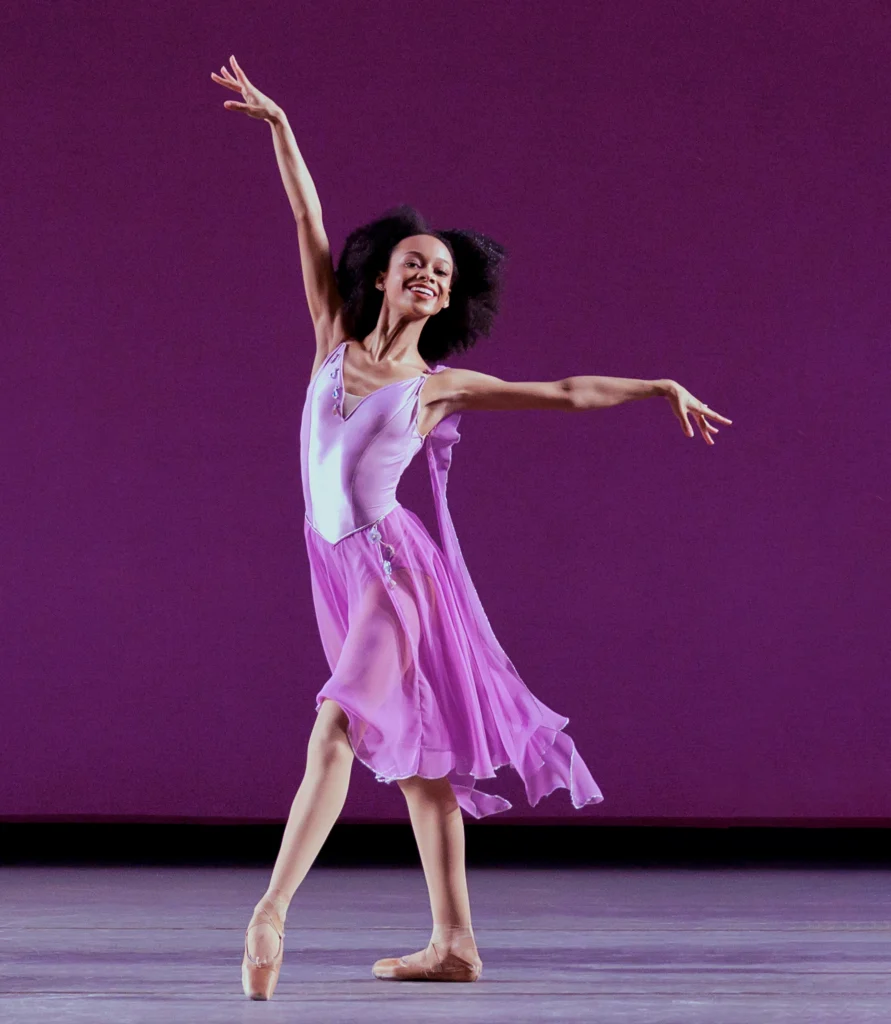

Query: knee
307,701,354,765
397,774,457,808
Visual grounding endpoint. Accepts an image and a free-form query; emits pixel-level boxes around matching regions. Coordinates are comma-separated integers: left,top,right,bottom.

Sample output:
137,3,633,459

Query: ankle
257,888,291,924
430,923,476,947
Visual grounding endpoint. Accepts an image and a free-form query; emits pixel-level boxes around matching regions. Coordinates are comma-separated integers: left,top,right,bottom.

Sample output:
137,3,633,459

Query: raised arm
443,368,732,445
268,115,345,341
211,56,345,362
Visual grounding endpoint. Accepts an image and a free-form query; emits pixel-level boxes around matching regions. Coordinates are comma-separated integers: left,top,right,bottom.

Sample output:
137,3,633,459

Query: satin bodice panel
300,342,433,544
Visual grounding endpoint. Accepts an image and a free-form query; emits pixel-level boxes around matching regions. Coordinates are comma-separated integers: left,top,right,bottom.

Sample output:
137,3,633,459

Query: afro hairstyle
334,203,509,364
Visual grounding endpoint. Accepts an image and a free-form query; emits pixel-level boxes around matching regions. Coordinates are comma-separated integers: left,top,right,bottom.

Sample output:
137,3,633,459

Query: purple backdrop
3,2,889,822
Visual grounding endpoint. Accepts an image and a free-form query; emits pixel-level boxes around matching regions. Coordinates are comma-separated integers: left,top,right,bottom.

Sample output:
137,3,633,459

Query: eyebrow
403,250,451,267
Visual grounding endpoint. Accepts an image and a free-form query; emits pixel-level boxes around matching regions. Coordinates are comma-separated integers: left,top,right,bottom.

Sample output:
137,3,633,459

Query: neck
363,303,428,367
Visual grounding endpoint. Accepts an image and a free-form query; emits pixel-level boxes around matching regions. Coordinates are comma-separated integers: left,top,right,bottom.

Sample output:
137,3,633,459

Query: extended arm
446,368,669,411
567,374,670,408
443,368,732,444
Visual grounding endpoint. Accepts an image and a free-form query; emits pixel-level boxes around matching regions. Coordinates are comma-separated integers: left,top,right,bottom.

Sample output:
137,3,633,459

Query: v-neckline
338,341,432,421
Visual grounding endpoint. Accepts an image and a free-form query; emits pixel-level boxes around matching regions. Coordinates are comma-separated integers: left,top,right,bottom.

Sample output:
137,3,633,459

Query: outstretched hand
211,55,282,123
664,381,732,445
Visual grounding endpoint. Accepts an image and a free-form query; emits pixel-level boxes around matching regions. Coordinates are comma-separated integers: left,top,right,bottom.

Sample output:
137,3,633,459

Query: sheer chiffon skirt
304,503,603,818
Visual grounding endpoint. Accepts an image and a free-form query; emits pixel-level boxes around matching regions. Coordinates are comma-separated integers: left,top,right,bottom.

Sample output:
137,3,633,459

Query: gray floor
2,865,890,1022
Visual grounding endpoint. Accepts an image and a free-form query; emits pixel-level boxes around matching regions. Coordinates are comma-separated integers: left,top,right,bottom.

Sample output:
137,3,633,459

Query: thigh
328,577,420,714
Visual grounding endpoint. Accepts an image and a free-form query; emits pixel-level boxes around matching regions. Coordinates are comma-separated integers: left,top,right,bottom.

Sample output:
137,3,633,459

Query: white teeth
409,286,434,297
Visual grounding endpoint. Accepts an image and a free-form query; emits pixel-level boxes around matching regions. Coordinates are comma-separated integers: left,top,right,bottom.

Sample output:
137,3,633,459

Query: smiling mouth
408,286,435,299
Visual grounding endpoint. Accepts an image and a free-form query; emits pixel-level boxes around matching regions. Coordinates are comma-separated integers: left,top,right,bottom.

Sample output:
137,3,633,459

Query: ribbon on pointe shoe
244,900,285,968
372,939,482,981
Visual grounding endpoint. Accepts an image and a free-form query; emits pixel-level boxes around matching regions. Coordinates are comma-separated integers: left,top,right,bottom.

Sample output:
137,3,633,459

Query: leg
399,775,475,943
370,774,481,979
246,698,354,963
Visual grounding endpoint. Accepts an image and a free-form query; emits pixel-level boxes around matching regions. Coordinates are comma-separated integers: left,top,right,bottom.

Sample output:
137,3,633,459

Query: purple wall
3,2,889,822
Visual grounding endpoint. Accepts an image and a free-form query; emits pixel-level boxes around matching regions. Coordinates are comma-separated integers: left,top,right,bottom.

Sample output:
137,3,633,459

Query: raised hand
211,55,282,123
664,381,732,444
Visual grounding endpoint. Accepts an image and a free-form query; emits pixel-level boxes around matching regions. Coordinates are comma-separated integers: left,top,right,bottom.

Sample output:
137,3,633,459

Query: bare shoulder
435,366,575,413
422,365,462,400
416,367,466,439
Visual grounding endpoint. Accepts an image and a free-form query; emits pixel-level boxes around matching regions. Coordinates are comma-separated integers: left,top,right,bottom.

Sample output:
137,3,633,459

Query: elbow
563,377,586,411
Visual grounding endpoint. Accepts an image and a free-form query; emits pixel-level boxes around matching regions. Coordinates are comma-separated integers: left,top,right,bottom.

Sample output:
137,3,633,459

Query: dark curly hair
334,203,508,365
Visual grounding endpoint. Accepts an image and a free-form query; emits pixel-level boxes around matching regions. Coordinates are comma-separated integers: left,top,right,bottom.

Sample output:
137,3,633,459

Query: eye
436,269,447,275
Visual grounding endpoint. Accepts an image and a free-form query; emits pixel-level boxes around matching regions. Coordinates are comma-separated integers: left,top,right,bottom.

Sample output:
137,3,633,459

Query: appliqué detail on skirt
368,524,398,589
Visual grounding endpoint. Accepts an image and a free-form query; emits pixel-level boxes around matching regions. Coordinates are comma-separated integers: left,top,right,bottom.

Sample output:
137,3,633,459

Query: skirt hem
316,695,604,819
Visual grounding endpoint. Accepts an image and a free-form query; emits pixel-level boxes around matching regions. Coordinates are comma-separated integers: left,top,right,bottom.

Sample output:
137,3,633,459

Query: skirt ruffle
304,502,603,818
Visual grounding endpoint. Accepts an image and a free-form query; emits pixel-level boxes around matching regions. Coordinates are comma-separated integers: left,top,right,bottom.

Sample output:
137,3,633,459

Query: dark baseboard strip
2,821,891,866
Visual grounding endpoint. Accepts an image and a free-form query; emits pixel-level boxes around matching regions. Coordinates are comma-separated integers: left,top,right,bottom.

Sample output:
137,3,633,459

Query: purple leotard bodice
300,341,441,544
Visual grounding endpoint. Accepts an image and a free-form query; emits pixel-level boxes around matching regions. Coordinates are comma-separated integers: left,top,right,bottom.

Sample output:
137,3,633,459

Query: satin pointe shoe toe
372,941,482,982
241,901,286,1000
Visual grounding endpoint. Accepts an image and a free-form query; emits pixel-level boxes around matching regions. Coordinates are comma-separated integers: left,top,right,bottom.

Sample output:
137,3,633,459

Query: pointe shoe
372,941,482,982
241,901,286,1000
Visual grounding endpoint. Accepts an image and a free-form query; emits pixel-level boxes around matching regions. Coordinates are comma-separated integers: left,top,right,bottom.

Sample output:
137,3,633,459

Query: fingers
696,412,718,445
692,401,733,445
210,55,249,90
700,404,732,425
223,101,249,112
230,54,250,84
678,407,723,444
669,388,733,443
678,411,694,438
211,69,241,92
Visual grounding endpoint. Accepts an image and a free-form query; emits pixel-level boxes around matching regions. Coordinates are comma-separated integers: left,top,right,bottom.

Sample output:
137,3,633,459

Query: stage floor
2,865,890,1022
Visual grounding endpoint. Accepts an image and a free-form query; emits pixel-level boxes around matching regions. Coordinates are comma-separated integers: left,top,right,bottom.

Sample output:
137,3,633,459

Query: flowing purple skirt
304,482,603,818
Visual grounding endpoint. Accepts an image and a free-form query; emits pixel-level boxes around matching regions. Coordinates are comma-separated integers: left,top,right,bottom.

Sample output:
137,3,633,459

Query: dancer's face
376,235,452,317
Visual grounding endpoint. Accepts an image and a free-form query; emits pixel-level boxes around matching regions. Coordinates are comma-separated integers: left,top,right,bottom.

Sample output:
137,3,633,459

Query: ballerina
211,55,733,1000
